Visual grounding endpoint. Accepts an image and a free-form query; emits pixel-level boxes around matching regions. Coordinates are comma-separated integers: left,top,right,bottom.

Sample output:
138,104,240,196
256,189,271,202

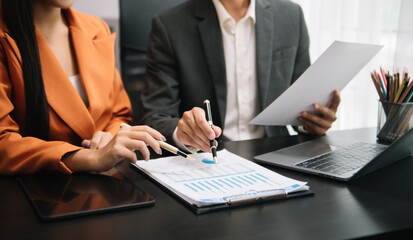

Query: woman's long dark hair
2,0,49,140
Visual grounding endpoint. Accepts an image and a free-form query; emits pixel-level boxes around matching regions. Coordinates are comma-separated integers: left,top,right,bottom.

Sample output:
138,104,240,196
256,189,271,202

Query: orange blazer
0,8,132,175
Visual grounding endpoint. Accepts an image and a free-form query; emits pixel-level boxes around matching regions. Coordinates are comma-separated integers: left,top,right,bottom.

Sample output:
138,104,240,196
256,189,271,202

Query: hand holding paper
298,90,341,135
250,41,383,127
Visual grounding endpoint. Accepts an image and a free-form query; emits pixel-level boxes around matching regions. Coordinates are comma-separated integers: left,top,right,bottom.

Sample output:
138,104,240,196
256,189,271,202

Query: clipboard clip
224,189,287,206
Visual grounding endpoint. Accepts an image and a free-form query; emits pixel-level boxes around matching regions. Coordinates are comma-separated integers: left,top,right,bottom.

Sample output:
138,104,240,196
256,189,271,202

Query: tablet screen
18,172,154,221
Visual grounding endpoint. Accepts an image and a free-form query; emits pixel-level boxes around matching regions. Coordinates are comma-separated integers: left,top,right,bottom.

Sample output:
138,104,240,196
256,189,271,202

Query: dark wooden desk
1,128,413,239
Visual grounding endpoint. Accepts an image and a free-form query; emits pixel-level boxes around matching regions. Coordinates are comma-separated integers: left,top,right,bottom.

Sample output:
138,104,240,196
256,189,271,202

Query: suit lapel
195,0,227,126
256,0,273,109
36,30,95,140
68,24,116,124
3,33,22,64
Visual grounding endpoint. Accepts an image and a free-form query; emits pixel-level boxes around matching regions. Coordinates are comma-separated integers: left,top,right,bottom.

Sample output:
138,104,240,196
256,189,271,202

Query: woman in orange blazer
0,0,163,175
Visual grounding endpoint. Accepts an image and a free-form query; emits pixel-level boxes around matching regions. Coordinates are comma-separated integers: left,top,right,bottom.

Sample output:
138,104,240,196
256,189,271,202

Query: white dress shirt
212,0,265,141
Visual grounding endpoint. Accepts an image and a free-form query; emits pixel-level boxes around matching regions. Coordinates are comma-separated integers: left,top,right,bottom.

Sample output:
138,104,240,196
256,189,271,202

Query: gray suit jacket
139,0,311,142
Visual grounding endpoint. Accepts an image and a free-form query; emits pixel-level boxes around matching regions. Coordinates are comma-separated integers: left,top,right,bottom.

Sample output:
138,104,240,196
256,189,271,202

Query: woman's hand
63,125,164,172
82,131,113,149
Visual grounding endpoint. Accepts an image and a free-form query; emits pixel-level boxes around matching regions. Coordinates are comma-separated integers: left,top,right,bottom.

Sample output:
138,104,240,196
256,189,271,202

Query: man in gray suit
139,0,340,153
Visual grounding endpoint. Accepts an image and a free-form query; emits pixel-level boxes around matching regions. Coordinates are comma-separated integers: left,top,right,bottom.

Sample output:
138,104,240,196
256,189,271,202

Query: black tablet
17,172,154,221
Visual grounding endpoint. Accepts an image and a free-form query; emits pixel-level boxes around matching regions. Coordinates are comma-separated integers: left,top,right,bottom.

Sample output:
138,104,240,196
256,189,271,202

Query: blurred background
73,0,413,131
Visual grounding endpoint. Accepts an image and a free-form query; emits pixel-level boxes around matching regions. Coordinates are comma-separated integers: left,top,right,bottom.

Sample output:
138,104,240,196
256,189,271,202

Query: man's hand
176,107,222,153
297,90,341,135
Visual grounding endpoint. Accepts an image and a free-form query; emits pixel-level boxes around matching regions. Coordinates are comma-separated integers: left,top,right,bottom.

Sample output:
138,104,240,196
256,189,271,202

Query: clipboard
133,165,313,214
131,149,314,214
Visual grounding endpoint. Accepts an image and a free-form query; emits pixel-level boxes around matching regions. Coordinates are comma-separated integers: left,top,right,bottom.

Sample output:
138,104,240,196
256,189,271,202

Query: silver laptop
254,128,413,181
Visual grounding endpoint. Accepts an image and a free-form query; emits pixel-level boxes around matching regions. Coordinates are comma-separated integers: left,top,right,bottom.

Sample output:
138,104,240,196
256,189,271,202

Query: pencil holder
377,100,413,143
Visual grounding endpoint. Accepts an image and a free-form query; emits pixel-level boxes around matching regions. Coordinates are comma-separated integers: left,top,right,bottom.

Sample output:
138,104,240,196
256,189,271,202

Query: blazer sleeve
291,5,311,83
0,44,82,175
292,4,312,134
138,15,181,142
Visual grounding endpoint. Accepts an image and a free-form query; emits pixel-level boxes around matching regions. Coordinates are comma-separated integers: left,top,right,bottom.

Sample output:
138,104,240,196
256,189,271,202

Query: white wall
292,0,413,131
72,0,120,68
72,0,119,19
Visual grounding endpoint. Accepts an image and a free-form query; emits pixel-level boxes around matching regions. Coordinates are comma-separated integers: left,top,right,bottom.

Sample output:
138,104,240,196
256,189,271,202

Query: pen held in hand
157,141,195,161
203,99,218,164
120,123,195,161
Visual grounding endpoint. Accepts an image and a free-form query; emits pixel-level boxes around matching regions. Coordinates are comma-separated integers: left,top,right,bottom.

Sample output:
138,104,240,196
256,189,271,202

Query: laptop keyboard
295,142,387,175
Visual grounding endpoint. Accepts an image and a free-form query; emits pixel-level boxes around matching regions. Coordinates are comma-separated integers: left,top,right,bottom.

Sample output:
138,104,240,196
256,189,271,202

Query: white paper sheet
133,149,308,207
250,41,383,126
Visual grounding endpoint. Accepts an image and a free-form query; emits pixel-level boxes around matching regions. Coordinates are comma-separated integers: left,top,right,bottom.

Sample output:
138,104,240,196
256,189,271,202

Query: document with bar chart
133,149,309,209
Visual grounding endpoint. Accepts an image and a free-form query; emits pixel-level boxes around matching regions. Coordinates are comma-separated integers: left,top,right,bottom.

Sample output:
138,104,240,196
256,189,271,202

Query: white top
69,75,89,107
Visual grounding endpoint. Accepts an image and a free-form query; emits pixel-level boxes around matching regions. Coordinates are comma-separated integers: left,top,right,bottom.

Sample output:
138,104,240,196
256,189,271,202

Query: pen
203,99,218,164
120,123,195,160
